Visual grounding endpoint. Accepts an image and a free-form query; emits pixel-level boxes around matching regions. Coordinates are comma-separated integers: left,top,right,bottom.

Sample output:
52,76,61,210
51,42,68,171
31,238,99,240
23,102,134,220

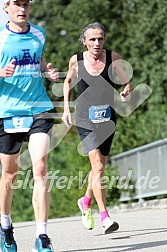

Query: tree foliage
11,0,167,221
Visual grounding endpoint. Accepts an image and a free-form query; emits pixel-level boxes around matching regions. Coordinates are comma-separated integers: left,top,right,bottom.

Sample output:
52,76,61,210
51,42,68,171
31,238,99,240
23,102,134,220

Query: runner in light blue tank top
0,1,58,251
0,22,53,117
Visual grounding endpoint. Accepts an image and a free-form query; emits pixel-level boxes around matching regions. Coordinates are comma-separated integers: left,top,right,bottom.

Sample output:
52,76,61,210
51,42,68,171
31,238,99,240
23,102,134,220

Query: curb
111,198,167,212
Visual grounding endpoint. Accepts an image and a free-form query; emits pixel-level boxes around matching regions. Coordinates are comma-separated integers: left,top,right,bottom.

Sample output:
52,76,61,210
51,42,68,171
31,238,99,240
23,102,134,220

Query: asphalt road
13,207,167,252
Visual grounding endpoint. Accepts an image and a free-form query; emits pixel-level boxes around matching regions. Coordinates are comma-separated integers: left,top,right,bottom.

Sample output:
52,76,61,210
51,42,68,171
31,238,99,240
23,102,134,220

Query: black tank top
76,50,116,127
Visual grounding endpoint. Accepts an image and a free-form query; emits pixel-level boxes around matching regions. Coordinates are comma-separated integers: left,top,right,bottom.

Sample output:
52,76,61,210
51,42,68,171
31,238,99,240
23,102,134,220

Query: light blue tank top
0,23,53,118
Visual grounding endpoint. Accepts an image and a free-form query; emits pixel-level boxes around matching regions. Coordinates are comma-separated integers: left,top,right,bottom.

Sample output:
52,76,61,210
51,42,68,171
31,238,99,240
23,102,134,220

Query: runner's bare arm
112,51,131,101
63,55,77,109
62,55,77,127
40,56,47,73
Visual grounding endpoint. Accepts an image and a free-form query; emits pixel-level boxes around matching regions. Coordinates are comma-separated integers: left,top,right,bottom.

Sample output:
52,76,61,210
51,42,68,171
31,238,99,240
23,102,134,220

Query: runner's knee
33,161,47,178
91,158,104,176
1,172,17,189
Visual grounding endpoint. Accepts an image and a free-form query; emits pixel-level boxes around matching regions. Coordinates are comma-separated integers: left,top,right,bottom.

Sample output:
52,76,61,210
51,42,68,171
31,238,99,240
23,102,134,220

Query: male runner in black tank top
62,22,131,234
76,50,116,157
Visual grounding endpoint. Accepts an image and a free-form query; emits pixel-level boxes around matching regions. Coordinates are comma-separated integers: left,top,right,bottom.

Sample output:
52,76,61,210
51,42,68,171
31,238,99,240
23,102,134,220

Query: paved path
14,208,167,252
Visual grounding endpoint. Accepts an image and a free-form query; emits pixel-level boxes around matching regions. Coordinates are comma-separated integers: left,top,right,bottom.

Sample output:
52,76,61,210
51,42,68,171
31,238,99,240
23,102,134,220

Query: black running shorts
76,120,116,156
0,113,54,154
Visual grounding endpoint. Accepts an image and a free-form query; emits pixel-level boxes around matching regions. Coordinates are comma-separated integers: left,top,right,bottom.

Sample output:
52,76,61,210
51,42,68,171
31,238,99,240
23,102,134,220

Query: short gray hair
79,22,106,46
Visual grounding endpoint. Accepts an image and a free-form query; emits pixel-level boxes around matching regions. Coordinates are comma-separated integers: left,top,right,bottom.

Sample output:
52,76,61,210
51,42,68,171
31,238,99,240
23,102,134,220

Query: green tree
10,0,167,221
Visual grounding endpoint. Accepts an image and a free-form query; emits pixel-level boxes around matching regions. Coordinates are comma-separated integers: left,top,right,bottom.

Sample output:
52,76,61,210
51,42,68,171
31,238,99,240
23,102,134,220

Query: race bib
89,104,111,123
4,116,33,133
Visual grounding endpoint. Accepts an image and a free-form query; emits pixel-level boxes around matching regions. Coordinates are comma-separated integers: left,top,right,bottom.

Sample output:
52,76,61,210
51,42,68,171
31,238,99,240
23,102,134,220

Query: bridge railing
110,138,167,201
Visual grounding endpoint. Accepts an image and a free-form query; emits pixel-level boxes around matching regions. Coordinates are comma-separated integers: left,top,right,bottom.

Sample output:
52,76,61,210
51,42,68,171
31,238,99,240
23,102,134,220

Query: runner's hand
120,90,131,102
0,59,16,78
62,109,72,128
45,63,59,82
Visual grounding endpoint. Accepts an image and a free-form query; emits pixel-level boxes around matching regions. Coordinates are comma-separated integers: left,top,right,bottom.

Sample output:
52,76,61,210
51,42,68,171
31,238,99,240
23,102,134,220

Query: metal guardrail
110,138,167,201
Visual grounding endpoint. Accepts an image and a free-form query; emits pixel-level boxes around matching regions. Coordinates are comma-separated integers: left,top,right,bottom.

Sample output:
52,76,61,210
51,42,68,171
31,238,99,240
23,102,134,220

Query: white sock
36,222,47,238
1,213,12,229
